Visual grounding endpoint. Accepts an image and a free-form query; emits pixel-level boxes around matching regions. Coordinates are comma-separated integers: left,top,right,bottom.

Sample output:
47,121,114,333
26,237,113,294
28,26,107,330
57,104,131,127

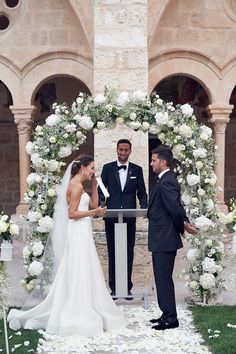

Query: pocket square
130,176,137,179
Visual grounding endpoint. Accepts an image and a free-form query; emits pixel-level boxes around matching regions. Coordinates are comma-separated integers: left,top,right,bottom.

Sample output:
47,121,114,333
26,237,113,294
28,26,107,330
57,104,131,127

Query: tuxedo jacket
147,170,188,252
100,161,147,220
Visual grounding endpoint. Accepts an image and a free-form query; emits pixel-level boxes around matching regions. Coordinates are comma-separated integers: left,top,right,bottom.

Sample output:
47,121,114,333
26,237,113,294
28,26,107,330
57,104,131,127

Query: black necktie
118,165,127,171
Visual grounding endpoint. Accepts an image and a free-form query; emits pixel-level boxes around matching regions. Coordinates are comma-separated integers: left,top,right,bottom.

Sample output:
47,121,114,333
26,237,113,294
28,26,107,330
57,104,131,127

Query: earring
81,170,84,175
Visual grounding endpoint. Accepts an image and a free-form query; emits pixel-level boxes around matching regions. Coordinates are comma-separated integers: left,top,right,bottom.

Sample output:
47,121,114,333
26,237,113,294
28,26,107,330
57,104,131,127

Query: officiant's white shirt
117,161,129,191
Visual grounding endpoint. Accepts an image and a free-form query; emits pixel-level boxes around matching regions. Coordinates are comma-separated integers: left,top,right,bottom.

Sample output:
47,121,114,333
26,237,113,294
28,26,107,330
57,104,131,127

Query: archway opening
225,85,236,205
0,80,19,214
149,75,210,192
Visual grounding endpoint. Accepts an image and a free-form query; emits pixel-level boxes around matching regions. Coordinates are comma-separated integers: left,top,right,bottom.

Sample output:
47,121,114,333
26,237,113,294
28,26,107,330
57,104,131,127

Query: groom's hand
184,222,198,235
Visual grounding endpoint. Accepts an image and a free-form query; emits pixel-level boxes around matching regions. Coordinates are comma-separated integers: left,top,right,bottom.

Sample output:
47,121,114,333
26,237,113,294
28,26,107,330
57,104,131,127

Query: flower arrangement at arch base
22,87,227,304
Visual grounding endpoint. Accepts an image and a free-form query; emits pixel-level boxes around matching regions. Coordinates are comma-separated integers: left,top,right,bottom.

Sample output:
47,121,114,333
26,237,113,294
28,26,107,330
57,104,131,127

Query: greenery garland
21,88,226,302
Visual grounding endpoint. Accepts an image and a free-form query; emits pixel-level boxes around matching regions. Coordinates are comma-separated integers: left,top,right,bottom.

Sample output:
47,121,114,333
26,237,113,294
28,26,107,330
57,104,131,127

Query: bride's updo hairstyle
71,154,94,178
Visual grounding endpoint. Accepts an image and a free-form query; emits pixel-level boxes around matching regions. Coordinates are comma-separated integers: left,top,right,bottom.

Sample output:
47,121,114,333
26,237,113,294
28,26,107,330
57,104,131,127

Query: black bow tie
118,165,127,171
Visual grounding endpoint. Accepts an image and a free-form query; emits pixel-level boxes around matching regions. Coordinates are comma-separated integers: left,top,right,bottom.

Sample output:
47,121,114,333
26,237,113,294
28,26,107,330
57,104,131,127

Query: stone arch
0,57,21,105
149,50,222,105
221,59,236,103
19,52,93,106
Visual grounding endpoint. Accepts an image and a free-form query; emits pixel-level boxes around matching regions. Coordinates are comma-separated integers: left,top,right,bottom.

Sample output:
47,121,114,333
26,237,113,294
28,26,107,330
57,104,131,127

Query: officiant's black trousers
105,221,136,293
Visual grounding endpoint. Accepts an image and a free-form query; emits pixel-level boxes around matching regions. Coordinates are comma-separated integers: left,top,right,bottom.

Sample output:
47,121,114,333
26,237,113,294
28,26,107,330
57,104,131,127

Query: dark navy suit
100,161,147,292
147,170,188,323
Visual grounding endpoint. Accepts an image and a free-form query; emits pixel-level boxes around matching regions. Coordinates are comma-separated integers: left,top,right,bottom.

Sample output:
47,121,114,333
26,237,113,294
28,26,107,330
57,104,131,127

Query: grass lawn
0,317,42,353
191,305,236,354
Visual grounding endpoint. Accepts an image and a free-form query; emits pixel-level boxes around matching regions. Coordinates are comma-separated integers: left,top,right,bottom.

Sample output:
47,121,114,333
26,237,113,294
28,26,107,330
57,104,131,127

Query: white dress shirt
117,161,129,191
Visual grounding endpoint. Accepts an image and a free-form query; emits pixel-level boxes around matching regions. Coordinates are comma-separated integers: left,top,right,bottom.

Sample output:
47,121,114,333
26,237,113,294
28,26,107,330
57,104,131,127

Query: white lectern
104,208,148,308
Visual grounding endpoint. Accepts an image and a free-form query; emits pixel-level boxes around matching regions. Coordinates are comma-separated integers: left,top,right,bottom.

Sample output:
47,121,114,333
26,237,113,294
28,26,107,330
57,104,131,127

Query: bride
8,155,127,336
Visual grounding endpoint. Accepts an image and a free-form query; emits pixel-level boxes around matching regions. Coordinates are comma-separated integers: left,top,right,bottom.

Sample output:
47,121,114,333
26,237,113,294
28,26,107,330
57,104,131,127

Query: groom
99,139,147,298
148,146,197,330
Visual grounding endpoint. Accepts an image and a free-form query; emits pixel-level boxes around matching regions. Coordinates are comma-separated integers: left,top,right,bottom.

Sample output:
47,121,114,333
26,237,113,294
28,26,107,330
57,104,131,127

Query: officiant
99,139,147,299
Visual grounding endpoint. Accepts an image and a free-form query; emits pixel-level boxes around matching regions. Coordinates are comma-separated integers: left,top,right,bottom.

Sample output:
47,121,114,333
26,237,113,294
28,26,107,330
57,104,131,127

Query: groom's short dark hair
152,146,173,168
117,139,132,149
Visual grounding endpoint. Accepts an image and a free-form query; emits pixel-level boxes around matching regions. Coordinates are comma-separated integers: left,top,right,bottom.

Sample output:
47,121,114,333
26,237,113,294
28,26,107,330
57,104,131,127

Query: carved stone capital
207,104,233,134
10,106,37,135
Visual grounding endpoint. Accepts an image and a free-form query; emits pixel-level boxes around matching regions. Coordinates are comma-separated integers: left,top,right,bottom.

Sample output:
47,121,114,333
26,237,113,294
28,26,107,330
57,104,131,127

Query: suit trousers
105,221,136,292
152,251,177,323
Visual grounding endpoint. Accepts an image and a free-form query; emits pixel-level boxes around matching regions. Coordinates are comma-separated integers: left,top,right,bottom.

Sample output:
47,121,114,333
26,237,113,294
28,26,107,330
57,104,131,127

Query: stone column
208,104,233,213
10,106,37,215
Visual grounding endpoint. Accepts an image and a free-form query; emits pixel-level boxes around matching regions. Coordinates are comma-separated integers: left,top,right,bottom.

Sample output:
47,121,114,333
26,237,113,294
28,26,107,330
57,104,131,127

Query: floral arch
23,88,225,303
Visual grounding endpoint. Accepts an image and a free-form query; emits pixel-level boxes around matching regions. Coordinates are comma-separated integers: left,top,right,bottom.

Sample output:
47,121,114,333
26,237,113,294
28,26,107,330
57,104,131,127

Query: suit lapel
112,163,122,190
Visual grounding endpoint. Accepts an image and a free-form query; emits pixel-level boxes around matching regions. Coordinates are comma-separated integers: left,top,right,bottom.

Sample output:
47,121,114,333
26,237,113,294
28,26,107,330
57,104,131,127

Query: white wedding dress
8,193,127,336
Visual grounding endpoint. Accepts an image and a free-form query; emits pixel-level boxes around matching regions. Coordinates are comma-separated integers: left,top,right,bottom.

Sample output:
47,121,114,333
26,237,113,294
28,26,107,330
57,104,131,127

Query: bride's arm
89,174,99,209
68,181,105,219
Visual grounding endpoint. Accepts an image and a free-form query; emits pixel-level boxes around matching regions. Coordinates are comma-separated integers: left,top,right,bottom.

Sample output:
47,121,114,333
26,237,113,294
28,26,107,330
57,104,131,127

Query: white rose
73,114,81,122
155,112,169,125
182,191,191,205
167,120,174,127
205,239,213,247
141,122,150,131
28,261,43,277
191,197,198,205
181,103,194,117
198,188,205,196
190,280,198,289
64,123,76,133
128,121,141,130
189,140,196,147
97,121,106,129
31,154,44,169
200,125,212,139
76,96,84,104
179,124,193,138
49,136,56,143
0,214,8,221
34,174,42,183
209,173,217,185
45,114,61,126
156,98,163,106
129,112,137,121
58,146,72,158
0,221,8,233
28,211,42,223
23,246,31,259
217,211,228,224
187,174,200,186
202,257,218,273
116,117,124,125
206,199,214,211
48,160,59,172
47,188,56,197
9,223,19,236
196,161,203,169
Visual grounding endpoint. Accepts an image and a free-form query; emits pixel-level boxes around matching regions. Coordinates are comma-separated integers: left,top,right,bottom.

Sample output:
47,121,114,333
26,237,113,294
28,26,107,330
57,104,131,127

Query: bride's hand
94,206,107,217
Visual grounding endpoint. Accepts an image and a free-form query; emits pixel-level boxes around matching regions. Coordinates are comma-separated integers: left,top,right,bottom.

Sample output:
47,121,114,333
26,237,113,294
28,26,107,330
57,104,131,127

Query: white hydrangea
172,144,185,159
31,241,44,257
28,261,43,276
187,248,198,262
199,273,216,289
9,223,19,236
181,103,194,117
179,124,193,138
206,199,214,212
78,116,94,130
202,257,218,273
48,159,60,172
64,123,76,133
182,191,191,205
25,141,34,155
193,148,207,159
31,153,44,169
155,112,169,125
187,174,200,186
132,90,146,101
94,94,106,104
58,146,72,158
116,91,129,106
149,124,161,135
0,221,8,233
200,125,212,140
45,114,61,126
37,216,54,233
195,215,214,230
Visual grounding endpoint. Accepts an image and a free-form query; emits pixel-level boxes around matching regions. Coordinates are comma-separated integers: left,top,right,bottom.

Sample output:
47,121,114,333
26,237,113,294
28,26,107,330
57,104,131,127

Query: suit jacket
99,161,147,221
147,170,188,252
